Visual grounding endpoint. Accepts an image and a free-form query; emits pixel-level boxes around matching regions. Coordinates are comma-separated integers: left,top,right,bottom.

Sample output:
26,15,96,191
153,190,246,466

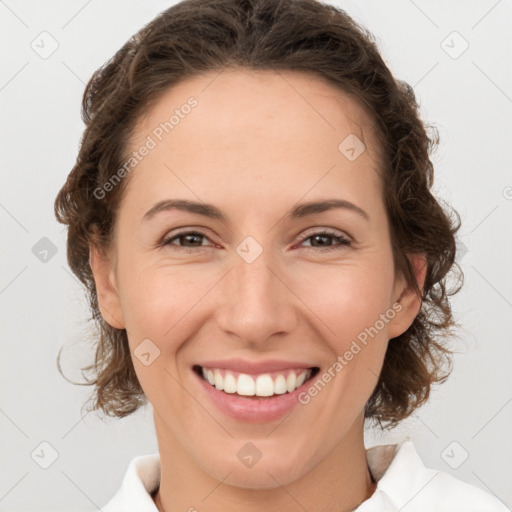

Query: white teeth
237,374,256,396
214,369,224,391
200,367,313,397
286,372,297,392
274,374,288,394
296,371,307,388
255,374,274,396
223,373,237,393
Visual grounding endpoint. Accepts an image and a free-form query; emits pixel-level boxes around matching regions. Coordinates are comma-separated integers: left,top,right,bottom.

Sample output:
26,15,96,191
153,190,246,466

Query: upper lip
196,358,317,374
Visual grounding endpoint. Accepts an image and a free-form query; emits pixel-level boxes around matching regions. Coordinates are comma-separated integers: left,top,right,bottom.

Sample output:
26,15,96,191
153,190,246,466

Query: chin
220,461,308,490
201,442,316,490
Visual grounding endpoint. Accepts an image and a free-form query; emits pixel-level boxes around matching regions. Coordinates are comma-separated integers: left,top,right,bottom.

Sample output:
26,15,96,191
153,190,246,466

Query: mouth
192,364,320,399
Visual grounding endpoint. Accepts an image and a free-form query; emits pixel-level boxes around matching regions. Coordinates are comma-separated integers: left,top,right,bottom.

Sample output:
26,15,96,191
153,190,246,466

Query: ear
387,253,427,340
89,241,125,330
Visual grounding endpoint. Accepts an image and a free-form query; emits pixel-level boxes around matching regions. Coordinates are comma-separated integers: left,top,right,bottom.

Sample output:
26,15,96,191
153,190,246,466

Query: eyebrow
142,198,370,223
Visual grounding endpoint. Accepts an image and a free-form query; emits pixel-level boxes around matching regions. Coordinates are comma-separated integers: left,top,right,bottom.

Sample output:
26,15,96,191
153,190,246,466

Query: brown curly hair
54,0,463,430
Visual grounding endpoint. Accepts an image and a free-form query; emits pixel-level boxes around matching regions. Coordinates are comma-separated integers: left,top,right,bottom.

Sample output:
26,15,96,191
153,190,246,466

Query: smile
193,364,320,422
195,366,319,397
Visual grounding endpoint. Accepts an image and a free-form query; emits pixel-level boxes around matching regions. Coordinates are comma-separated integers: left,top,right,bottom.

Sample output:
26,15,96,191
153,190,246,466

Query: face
90,69,424,489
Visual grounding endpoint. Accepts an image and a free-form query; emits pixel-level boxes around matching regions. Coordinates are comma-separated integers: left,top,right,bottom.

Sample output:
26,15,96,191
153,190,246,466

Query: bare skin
90,69,425,512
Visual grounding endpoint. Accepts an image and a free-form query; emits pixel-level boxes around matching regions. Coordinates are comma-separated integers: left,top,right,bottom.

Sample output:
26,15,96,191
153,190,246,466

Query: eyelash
159,229,352,254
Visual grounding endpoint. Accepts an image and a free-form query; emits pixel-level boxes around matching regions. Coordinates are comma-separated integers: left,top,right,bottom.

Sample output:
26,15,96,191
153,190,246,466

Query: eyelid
297,227,351,241
161,225,216,240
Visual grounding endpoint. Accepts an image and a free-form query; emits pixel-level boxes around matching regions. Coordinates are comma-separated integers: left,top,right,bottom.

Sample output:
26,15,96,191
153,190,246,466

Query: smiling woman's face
90,69,424,489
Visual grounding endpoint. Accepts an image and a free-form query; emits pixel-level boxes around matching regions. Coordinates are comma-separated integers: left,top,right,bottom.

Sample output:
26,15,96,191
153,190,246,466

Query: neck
152,413,376,512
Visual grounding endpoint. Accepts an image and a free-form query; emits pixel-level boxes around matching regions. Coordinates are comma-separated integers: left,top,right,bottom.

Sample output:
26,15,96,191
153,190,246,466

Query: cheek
291,260,395,347
117,263,203,349
117,266,205,402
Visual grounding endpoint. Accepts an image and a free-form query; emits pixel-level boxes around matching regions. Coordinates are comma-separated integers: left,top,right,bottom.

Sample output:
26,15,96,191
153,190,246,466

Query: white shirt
102,438,508,511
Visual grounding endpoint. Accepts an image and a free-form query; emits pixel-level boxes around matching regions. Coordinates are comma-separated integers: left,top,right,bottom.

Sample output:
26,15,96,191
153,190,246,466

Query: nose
215,247,299,347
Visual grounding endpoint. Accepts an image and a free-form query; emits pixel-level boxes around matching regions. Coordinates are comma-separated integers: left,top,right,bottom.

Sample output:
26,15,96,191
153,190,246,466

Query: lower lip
195,370,315,423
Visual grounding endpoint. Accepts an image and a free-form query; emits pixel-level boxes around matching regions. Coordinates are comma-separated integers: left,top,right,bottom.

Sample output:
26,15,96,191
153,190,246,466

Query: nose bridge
216,241,297,343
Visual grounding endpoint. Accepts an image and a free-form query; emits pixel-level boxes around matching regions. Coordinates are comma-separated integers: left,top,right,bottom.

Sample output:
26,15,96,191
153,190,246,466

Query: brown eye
299,230,351,252
161,230,211,251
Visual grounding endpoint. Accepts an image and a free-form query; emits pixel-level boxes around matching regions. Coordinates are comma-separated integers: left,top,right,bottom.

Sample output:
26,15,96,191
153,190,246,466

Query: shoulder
362,439,509,511
102,453,161,512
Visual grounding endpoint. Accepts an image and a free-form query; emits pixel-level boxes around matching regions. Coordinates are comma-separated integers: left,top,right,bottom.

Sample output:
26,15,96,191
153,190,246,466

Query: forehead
133,68,378,150
122,68,383,217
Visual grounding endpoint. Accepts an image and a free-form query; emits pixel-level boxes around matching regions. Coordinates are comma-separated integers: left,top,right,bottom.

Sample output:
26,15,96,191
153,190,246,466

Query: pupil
185,234,201,246
313,235,330,247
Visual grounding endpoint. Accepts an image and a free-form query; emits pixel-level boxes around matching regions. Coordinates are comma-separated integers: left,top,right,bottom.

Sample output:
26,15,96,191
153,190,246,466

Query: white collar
102,437,507,511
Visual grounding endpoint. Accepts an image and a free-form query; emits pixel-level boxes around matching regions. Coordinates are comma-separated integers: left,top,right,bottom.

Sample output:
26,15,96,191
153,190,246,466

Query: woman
54,0,507,510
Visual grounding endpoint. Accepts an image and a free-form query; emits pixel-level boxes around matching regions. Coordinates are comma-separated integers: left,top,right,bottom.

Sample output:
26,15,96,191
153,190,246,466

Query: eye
298,229,352,252
160,228,352,254
160,230,212,253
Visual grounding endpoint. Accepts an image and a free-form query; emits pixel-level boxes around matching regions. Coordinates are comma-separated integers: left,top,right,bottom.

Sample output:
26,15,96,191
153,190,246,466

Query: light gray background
1,1,511,511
